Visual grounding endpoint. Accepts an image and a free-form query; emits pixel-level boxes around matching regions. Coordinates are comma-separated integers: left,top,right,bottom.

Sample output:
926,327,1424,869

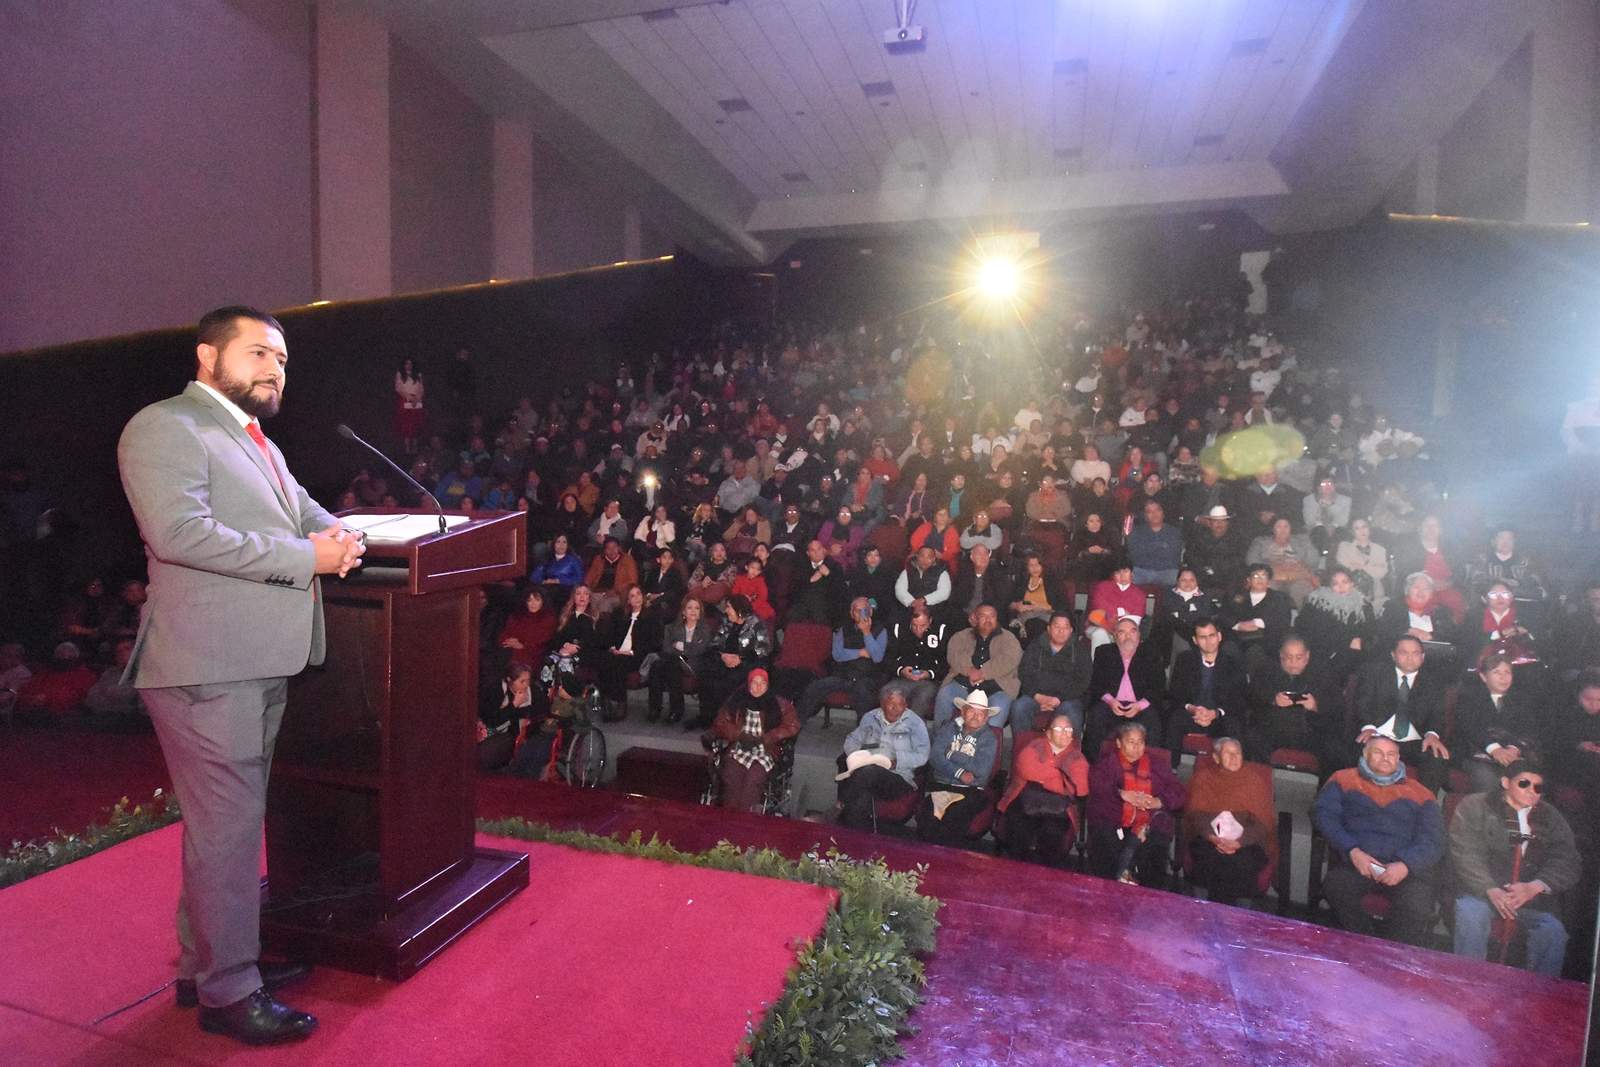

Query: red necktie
246,422,288,496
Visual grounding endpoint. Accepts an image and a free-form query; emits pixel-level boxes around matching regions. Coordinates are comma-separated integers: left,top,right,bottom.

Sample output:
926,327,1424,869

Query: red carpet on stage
0,823,835,1066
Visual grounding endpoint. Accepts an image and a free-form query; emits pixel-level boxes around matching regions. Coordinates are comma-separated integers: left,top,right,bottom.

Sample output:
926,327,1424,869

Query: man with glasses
1448,761,1580,976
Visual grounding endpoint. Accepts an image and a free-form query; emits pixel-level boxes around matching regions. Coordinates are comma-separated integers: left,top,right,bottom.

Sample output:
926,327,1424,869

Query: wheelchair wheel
564,727,607,788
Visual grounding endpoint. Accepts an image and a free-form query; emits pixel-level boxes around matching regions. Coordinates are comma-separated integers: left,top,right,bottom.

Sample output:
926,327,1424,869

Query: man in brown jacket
934,604,1021,729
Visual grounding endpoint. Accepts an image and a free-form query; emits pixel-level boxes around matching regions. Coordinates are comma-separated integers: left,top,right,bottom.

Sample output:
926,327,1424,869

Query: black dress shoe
198,988,317,1045
176,961,312,1008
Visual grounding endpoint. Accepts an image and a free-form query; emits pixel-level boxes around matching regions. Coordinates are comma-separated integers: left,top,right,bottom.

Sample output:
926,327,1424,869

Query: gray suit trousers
143,677,288,1008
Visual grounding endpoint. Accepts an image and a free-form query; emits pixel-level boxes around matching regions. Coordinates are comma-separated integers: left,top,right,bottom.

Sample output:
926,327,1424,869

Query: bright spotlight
975,257,1020,300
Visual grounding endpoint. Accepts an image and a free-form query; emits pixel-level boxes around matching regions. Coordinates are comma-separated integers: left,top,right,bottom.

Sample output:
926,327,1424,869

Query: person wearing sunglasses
1448,762,1581,976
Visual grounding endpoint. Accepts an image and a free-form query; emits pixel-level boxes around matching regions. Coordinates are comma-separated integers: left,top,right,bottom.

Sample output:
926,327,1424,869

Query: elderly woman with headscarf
1181,737,1275,905
998,714,1090,867
708,668,799,811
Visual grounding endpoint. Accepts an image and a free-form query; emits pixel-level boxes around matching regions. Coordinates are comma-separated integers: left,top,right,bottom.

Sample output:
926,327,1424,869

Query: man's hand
1504,881,1545,911
1487,886,1518,921
1036,694,1061,712
720,652,741,668
1211,835,1241,855
1234,620,1261,632
1299,693,1318,712
1491,746,1520,767
1375,860,1409,887
501,637,525,650
1406,627,1433,641
1422,735,1450,760
967,668,984,685
1579,741,1600,755
1273,692,1295,708
1114,701,1138,719
310,524,364,577
1349,847,1380,878
958,770,975,785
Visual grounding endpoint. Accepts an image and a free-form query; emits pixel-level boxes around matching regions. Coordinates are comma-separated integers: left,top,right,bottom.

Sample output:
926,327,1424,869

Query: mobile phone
1369,862,1387,877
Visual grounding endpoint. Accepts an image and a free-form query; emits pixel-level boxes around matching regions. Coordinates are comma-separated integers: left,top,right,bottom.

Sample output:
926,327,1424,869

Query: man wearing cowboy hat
918,691,1000,846
934,604,1022,729
1186,503,1245,595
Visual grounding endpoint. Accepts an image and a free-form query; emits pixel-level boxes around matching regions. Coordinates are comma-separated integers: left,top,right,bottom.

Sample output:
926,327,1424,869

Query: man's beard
213,358,281,419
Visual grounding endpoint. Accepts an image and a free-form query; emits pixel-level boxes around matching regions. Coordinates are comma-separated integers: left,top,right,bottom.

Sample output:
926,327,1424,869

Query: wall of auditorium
0,2,669,354
388,37,493,294
0,0,317,353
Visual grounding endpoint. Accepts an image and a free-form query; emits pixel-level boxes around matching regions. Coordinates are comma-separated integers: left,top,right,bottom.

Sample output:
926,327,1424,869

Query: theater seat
1269,748,1320,776
1181,733,1212,757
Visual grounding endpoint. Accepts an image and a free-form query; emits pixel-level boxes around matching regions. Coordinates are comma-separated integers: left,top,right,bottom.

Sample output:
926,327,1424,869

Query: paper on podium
343,512,471,543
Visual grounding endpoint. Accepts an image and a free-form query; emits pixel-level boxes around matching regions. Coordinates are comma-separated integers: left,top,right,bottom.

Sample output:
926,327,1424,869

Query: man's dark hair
1500,759,1542,783
196,305,282,352
1394,634,1424,653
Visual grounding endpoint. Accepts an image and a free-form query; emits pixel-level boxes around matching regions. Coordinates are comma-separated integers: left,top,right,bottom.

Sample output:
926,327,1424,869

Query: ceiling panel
1102,4,1167,170
1050,0,1095,159
930,0,1002,180
1079,0,1132,165
751,1,878,188
390,0,1543,257
1133,0,1215,165
1156,0,1249,166
584,18,775,195
705,3,852,192
974,0,1028,181
1013,0,1055,178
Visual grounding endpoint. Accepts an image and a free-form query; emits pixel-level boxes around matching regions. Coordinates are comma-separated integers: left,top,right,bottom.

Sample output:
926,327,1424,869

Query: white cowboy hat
953,690,993,714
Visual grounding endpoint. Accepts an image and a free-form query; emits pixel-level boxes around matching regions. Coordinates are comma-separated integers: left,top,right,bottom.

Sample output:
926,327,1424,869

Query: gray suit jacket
118,382,338,688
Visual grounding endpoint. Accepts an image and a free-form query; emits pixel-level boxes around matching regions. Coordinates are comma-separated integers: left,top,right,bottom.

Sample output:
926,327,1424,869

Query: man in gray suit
118,306,363,1045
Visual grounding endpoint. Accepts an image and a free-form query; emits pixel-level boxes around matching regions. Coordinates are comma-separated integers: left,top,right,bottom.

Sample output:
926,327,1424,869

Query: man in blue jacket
835,685,930,831
1313,734,1444,945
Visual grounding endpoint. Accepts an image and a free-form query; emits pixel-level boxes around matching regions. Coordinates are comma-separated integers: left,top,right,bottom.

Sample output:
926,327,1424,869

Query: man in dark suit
1166,620,1248,746
118,307,363,1045
1352,634,1450,791
1084,616,1167,757
1245,633,1343,769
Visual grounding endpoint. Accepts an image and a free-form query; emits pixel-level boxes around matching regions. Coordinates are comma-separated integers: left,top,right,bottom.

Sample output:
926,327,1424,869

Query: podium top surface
337,508,526,595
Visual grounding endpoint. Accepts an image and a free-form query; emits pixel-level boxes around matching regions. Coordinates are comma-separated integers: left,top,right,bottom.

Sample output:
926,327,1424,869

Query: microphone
336,423,448,535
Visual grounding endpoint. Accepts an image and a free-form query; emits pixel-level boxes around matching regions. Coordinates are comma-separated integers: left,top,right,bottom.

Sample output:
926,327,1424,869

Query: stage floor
480,779,1589,1067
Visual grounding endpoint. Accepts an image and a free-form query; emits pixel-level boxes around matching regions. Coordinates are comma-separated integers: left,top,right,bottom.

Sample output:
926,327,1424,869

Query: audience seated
835,684,930,832
647,596,716,724
934,605,1022,729
917,697,999,846
1012,612,1092,736
1182,738,1274,905
997,713,1089,867
886,606,948,719
1167,620,1248,746
796,597,888,726
1352,635,1450,792
1453,652,1543,793
1087,721,1186,887
1084,617,1167,756
16,641,97,720
1313,735,1444,946
22,280,1600,973
708,669,798,812
1449,760,1579,976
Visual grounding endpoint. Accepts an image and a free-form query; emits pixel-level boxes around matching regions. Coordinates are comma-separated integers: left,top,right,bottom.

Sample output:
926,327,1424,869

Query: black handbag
1017,781,1070,819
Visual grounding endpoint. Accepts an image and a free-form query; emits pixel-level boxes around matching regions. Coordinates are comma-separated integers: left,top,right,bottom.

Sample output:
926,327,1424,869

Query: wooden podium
260,509,529,980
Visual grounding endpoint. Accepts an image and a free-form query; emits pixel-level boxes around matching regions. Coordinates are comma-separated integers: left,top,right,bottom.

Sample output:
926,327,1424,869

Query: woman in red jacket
998,714,1090,867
